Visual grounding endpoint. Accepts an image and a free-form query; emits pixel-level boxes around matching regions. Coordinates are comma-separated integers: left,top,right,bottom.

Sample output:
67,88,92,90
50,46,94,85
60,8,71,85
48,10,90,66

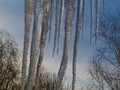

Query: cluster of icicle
21,0,105,90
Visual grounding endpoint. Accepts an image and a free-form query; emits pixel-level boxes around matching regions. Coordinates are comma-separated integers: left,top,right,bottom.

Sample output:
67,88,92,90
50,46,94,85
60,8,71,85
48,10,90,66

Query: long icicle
21,0,33,90
95,0,100,43
57,0,76,89
35,0,51,90
57,0,64,54
72,0,83,90
90,0,94,45
81,0,86,40
53,0,59,57
26,0,41,90
48,0,54,43
103,0,106,16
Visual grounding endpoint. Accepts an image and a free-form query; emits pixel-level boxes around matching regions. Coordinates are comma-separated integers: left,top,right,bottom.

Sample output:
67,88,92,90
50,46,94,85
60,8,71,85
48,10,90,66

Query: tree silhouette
89,12,120,90
0,31,19,90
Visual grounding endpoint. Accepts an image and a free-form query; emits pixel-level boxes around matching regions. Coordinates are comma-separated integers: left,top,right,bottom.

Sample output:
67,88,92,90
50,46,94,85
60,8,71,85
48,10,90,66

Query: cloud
42,56,90,86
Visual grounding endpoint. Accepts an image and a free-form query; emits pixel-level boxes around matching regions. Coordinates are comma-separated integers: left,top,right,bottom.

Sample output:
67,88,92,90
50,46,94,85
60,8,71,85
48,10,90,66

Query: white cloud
42,56,90,87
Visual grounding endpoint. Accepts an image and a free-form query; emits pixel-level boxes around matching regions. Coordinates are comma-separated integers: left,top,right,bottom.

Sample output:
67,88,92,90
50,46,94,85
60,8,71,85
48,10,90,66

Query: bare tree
89,12,120,90
0,31,20,90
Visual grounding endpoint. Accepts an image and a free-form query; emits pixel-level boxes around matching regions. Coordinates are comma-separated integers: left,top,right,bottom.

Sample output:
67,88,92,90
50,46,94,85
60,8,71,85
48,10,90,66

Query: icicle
72,0,83,90
103,0,106,16
95,0,100,43
90,0,94,45
81,0,86,40
35,0,51,90
38,0,44,46
21,0,33,90
26,0,42,90
57,0,76,89
53,0,59,57
48,0,54,43
57,0,64,54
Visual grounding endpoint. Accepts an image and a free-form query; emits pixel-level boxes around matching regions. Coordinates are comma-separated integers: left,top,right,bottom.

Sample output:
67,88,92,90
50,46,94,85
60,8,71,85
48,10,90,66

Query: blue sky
0,0,120,88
